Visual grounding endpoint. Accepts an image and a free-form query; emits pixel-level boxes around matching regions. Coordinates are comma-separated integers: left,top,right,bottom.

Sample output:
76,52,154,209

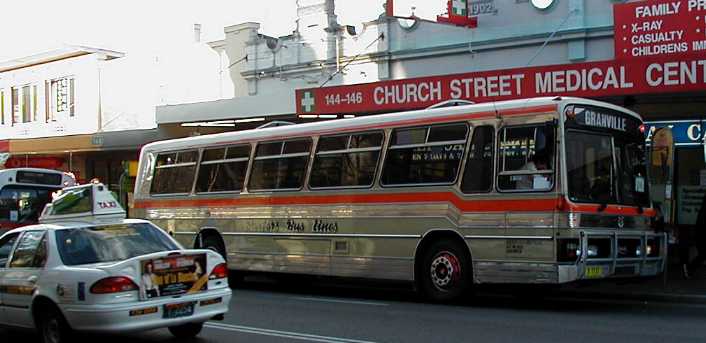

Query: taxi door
2,230,47,328
0,231,21,326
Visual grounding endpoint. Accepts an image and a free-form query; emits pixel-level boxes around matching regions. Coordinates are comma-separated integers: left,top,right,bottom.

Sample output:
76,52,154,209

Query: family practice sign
614,0,706,59
296,56,706,115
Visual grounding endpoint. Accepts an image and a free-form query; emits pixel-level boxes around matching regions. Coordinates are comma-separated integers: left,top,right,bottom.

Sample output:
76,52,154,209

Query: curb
556,290,706,305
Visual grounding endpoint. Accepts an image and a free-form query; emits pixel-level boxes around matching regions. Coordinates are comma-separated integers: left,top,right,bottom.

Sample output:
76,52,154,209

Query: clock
531,0,555,10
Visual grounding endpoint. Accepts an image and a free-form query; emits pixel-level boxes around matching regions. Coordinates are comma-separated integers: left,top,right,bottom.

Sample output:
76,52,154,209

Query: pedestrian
684,192,706,278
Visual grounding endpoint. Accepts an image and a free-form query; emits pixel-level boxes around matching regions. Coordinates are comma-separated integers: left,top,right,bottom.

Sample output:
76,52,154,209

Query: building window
21,85,31,123
49,77,75,121
10,85,38,124
11,87,19,124
0,89,4,125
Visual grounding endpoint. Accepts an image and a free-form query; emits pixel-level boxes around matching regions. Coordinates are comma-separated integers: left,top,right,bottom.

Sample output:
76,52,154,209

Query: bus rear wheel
200,234,226,260
419,239,471,302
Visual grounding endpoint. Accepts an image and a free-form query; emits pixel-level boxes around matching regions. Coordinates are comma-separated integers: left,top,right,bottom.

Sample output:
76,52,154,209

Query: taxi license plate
585,265,604,279
163,301,195,319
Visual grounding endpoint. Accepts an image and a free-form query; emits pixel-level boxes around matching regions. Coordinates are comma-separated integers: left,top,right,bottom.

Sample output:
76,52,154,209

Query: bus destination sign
568,106,640,134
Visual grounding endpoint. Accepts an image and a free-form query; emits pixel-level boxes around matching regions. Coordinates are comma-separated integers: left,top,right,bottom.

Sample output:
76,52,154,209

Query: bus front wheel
419,239,471,301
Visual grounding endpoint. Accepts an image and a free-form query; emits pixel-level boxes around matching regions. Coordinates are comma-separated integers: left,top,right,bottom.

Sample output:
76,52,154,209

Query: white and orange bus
132,97,665,300
0,168,76,233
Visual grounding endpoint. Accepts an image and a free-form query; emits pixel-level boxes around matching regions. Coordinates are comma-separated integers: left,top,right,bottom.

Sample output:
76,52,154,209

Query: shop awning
156,93,296,125
6,128,168,154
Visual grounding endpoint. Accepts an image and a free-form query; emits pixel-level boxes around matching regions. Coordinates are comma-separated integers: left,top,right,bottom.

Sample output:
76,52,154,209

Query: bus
132,97,666,301
0,168,76,233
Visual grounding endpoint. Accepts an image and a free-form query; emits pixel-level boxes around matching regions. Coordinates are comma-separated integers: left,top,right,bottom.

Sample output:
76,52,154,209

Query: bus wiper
597,202,608,212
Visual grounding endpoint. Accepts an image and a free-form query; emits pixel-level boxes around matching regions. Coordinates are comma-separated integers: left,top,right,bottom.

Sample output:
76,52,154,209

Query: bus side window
381,123,468,186
309,131,383,189
497,124,555,192
150,150,198,195
195,145,251,193
461,125,494,193
249,139,311,191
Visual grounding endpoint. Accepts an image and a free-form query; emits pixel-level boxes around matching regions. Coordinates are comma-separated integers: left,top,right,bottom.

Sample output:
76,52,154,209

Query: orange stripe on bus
134,192,652,216
135,193,560,212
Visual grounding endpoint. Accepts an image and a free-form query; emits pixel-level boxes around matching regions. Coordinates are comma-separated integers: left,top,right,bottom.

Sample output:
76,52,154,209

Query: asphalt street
3,277,706,343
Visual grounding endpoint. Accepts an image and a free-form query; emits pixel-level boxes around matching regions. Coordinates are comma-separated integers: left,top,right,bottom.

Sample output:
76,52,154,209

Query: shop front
0,129,169,211
645,120,706,230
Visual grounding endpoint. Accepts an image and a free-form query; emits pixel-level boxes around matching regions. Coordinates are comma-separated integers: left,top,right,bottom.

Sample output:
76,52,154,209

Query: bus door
497,119,557,262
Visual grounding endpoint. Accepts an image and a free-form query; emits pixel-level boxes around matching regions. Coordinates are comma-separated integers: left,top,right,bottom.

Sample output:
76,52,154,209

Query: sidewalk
558,264,706,304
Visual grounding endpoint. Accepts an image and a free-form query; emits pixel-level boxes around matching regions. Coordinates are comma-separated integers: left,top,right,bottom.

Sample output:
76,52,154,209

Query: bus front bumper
558,231,668,283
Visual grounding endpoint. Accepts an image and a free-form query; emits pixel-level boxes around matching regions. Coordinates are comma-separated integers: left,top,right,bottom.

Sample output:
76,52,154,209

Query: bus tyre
168,322,204,338
38,306,72,343
201,234,226,260
420,239,471,302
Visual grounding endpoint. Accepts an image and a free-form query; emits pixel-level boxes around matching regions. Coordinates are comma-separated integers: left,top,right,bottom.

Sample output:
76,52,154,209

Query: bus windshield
0,185,58,226
565,105,649,207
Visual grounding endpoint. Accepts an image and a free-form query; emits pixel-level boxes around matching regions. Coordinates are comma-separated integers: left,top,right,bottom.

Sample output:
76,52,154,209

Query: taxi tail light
90,277,139,294
209,263,228,280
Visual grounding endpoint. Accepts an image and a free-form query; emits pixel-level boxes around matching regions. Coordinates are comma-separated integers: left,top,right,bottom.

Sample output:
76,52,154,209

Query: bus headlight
587,245,599,257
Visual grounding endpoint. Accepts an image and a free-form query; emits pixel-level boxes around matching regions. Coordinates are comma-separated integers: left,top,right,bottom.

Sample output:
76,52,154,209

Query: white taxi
0,183,232,343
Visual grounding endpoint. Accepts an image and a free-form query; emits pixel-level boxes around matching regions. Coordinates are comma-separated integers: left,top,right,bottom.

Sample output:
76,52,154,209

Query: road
3,276,706,343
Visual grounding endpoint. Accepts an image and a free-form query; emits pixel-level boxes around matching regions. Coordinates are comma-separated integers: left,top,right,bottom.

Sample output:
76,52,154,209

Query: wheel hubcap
430,251,461,291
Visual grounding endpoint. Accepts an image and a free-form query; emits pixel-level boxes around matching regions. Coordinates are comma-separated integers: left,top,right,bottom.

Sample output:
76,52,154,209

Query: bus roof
142,97,642,153
0,168,75,187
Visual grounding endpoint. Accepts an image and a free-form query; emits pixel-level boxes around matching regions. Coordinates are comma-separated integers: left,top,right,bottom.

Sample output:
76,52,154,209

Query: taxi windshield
55,223,179,266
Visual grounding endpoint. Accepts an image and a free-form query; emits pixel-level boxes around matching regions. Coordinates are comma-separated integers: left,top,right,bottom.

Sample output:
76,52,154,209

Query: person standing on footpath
684,192,706,278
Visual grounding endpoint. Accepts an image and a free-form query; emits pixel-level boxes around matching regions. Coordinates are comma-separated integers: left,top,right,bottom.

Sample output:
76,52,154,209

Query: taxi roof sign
39,183,126,224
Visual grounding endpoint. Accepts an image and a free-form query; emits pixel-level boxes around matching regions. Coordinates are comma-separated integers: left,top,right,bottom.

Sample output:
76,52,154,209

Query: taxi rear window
55,223,179,266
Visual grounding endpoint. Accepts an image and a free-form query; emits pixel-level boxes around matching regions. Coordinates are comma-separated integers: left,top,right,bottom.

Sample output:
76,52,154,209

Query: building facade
156,0,706,246
0,46,140,184
0,40,219,207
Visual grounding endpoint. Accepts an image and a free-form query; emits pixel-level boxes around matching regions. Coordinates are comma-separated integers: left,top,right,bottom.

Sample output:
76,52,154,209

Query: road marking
292,296,389,307
205,322,377,343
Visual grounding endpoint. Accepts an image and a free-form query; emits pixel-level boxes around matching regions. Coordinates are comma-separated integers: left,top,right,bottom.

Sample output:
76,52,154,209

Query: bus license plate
585,265,604,279
163,301,195,319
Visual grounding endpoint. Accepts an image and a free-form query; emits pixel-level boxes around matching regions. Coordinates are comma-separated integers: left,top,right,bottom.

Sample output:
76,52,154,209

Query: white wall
0,53,101,139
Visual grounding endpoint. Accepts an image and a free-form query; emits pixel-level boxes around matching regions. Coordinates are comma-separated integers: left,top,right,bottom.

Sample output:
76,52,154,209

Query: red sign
4,156,65,169
296,55,706,115
437,0,478,28
614,0,706,60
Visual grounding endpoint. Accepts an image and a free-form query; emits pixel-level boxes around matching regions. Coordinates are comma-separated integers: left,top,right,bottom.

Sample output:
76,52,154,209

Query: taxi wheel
419,239,472,302
168,322,204,338
39,307,72,343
